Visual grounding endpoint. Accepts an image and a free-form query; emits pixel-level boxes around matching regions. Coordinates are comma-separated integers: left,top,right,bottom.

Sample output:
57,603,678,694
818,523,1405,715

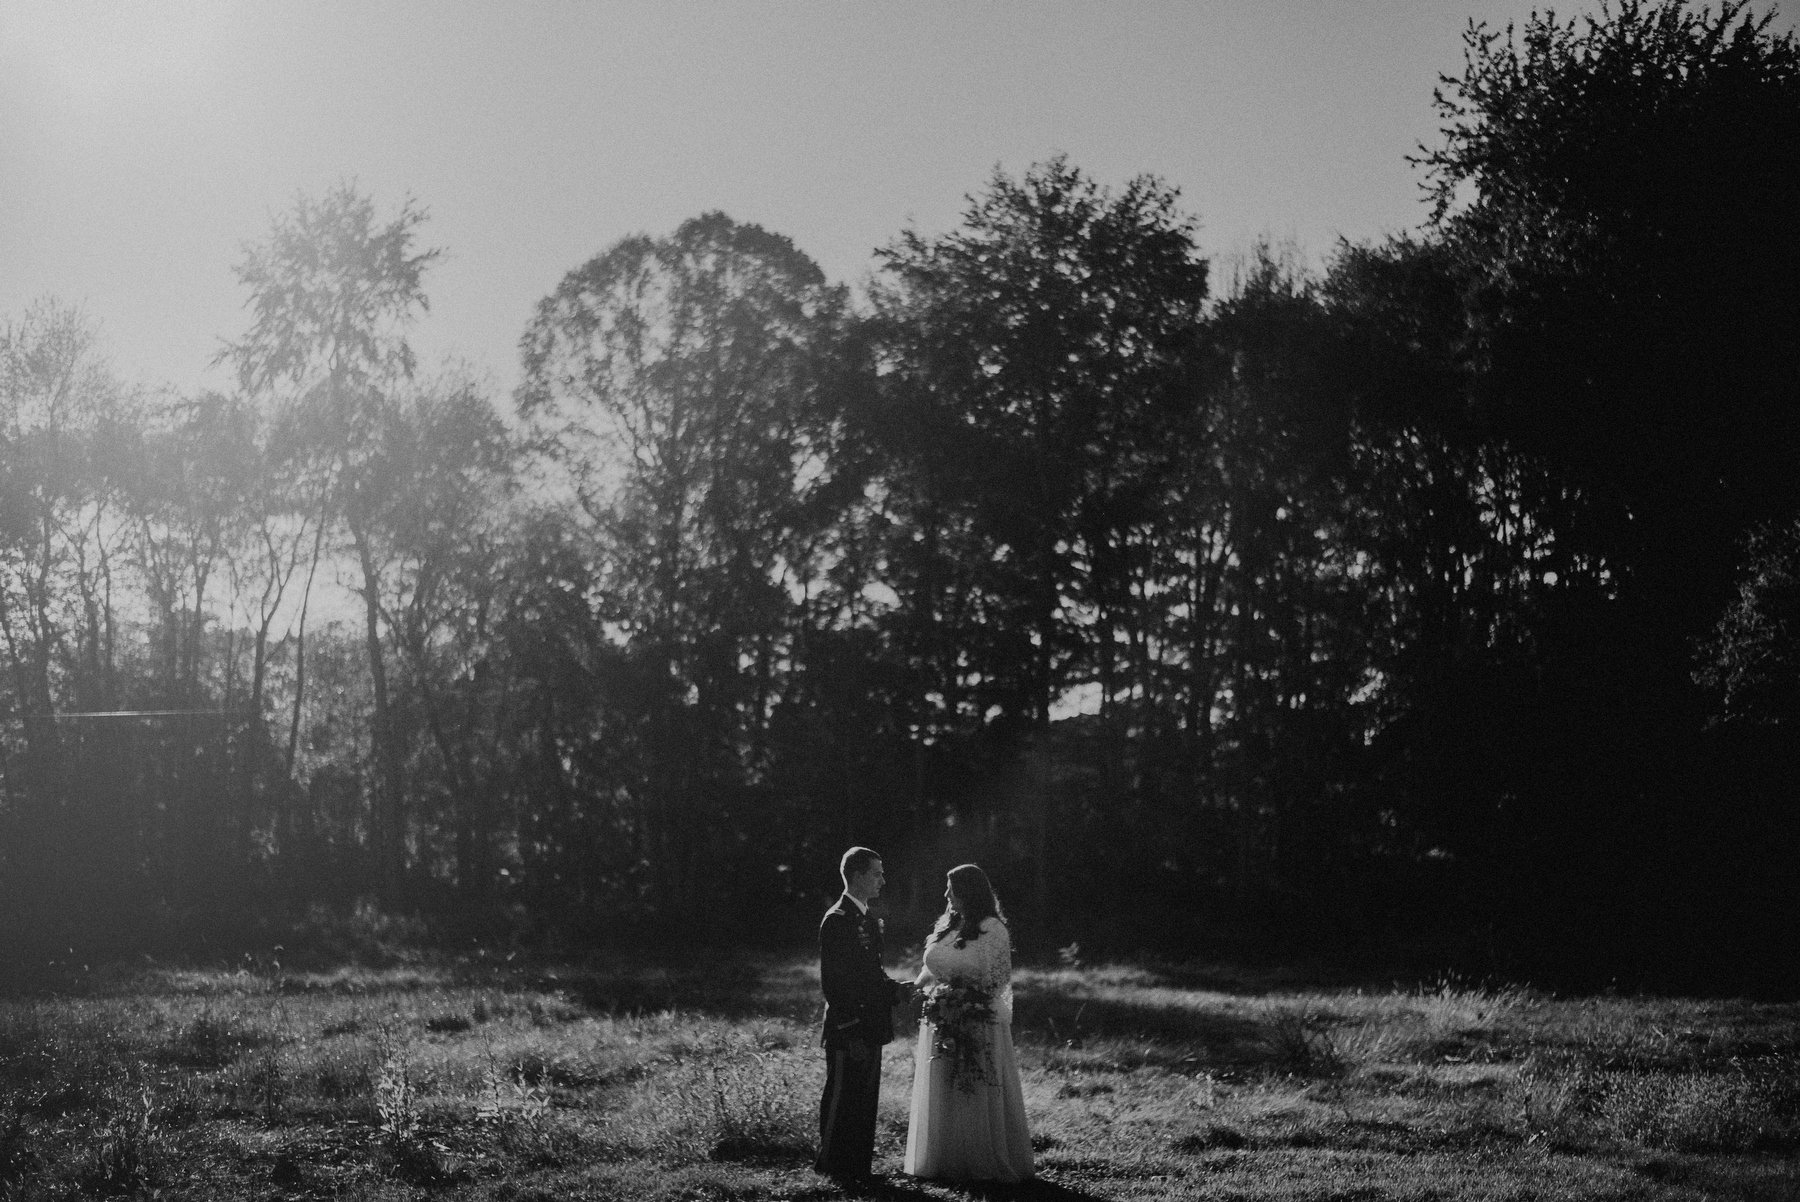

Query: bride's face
944,880,961,914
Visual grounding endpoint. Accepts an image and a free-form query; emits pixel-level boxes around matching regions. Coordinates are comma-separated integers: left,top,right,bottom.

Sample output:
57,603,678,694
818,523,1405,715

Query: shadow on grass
556,959,1284,1075
820,1174,1107,1202
922,1177,1110,1202
556,957,819,1022
9,950,1311,1078
1012,991,1270,1068
1125,960,1343,995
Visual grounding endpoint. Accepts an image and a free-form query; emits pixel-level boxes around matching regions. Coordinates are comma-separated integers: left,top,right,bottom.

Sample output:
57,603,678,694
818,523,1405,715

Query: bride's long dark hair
929,863,1007,949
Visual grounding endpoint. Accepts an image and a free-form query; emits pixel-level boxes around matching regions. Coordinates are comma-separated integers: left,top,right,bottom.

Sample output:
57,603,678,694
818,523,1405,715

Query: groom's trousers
815,1041,881,1178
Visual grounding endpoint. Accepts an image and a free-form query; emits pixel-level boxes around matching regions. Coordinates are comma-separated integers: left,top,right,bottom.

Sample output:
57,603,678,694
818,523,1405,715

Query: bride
903,864,1034,1183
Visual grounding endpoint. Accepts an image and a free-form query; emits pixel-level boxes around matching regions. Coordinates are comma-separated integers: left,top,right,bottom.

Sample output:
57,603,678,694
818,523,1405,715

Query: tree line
3,1,1796,990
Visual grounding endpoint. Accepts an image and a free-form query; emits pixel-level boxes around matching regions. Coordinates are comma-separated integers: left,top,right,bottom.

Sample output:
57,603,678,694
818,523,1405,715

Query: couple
814,847,1034,1188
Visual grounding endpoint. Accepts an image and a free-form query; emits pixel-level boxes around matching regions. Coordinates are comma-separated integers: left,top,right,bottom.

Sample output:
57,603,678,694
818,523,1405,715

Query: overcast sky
4,1,1792,398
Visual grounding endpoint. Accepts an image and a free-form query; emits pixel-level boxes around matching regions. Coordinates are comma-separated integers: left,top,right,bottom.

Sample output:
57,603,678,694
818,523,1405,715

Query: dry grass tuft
1260,1001,1346,1077
603,1037,818,1164
1517,1053,1800,1154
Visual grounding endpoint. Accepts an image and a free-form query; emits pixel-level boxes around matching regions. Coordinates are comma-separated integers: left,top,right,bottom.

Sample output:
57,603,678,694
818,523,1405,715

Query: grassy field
1,951,1797,1200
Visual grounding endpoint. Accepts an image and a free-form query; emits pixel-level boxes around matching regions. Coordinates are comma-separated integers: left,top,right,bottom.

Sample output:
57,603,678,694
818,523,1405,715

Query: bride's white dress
903,916,1034,1181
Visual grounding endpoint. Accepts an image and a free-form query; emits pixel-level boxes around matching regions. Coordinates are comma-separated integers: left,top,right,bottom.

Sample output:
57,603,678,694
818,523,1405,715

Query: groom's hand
845,1038,873,1065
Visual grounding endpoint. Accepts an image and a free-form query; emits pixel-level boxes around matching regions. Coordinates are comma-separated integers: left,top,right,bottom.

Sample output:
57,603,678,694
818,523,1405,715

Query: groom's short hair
840,846,881,885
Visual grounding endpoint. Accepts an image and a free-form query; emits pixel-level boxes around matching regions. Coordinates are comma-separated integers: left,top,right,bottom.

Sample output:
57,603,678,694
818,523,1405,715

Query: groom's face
855,859,885,899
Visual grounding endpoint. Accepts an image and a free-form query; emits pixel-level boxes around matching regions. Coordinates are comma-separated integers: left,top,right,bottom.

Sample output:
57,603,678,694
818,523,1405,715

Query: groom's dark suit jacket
819,894,901,1047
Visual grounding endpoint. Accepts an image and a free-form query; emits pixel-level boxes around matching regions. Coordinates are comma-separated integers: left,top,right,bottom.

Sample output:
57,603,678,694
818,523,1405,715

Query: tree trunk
285,500,330,783
352,516,405,902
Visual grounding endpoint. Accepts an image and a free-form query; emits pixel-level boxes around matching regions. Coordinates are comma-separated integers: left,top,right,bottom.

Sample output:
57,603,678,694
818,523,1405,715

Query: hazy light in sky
3,0,1792,397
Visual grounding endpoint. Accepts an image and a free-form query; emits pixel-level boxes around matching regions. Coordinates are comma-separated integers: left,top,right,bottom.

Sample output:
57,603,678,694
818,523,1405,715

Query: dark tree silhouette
519,212,864,923
4,3,1797,992
1698,521,1800,728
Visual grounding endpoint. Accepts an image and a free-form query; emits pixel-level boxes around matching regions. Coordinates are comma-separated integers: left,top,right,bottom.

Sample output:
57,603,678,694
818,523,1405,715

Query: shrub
79,1080,162,1196
375,1051,419,1146
248,1047,289,1119
479,1060,571,1166
368,1045,473,1185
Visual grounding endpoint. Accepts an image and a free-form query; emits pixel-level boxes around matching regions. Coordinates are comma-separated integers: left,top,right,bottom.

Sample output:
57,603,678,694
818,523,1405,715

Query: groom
815,846,910,1185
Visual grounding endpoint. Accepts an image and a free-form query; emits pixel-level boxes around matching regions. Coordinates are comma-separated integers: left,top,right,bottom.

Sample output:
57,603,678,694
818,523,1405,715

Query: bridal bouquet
921,982,997,1092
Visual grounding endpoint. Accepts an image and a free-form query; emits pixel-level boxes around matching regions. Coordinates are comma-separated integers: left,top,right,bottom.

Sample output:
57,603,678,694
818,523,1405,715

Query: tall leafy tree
872,159,1209,735
0,300,155,942
868,159,1208,911
1314,1,1800,968
220,183,441,898
519,211,859,917
1417,0,1800,656
0,302,141,778
367,371,518,896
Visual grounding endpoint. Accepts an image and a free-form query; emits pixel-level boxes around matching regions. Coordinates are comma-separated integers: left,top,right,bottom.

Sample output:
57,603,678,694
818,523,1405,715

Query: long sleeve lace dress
902,917,1033,1181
